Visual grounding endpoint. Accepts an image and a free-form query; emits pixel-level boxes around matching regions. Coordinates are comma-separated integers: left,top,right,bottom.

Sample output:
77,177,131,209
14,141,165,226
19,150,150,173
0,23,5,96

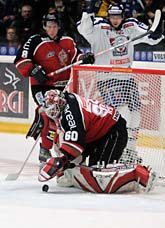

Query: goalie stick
5,135,40,181
48,9,161,75
5,67,73,181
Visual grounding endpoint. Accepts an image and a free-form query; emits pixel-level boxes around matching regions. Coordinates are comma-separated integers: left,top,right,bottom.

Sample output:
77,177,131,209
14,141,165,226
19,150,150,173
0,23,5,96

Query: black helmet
108,4,124,17
42,13,59,28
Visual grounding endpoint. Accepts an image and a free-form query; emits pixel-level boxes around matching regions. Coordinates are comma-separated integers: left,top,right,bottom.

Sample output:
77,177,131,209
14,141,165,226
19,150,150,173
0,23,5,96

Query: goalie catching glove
79,52,95,64
38,156,69,181
30,65,49,84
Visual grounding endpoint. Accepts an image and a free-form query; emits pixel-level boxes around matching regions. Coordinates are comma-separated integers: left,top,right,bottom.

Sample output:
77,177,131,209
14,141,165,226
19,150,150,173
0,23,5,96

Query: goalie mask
44,90,66,120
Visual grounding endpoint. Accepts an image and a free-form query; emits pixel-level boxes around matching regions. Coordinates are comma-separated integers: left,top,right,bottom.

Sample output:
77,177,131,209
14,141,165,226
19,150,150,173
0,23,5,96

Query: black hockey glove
148,24,164,40
30,65,49,84
148,30,163,40
80,52,95,64
84,0,101,14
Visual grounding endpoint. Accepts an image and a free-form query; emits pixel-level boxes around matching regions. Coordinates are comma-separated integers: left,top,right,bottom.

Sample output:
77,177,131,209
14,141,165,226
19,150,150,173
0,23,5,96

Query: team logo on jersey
64,104,77,130
110,35,128,56
46,51,55,58
58,49,68,66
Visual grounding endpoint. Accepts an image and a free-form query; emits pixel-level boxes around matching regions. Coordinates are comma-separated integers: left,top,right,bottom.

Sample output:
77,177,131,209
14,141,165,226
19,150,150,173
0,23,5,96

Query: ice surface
0,133,165,228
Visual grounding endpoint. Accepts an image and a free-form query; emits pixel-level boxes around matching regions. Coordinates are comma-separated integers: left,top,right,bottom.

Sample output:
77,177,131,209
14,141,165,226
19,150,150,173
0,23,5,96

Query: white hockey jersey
77,12,163,67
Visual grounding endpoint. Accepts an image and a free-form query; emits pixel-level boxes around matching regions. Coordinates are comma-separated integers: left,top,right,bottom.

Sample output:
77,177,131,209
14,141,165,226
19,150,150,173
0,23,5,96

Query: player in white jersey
77,2,164,163
77,3,163,66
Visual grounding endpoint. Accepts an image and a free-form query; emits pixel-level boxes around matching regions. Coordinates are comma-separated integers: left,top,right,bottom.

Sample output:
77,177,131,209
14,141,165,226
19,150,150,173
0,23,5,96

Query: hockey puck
42,184,49,192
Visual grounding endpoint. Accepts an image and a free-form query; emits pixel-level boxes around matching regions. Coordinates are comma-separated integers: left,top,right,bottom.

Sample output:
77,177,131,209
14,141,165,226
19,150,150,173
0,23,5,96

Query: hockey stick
48,60,83,76
49,9,161,76
5,135,40,181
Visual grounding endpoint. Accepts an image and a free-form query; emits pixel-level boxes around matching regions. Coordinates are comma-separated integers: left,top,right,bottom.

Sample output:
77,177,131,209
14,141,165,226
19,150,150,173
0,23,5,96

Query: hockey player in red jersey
38,89,157,193
14,13,95,163
14,13,94,103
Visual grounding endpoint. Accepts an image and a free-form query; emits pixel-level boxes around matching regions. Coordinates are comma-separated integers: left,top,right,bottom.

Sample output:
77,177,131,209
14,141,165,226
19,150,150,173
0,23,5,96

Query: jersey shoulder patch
124,18,148,30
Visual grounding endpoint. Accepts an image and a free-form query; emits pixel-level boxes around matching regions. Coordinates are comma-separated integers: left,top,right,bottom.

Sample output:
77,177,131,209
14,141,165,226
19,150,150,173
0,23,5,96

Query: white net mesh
70,65,165,176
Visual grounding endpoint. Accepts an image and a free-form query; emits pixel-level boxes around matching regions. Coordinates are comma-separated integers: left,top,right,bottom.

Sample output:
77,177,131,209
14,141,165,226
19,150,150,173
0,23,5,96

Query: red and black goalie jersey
59,92,121,158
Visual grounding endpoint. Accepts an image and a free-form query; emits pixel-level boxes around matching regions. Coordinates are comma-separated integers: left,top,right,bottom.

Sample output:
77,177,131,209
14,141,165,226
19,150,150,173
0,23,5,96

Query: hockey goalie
37,89,157,193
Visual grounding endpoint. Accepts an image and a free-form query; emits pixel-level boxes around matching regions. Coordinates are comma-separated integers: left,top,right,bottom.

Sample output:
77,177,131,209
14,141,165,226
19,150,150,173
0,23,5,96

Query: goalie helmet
42,13,59,28
108,4,124,17
44,89,66,120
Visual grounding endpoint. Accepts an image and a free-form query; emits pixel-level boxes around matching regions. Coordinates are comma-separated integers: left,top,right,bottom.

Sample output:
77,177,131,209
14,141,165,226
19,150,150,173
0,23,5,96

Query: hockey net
69,65,165,177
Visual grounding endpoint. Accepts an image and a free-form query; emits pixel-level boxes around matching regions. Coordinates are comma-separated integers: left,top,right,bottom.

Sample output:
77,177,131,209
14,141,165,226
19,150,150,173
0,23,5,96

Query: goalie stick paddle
48,10,161,76
5,135,40,181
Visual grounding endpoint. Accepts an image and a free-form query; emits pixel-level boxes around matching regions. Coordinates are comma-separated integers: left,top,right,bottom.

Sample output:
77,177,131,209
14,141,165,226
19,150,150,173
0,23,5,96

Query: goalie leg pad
40,117,57,151
70,164,157,193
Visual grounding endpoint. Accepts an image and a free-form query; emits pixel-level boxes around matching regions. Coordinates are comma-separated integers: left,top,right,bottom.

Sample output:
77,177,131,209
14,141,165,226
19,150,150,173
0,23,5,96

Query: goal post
70,65,165,177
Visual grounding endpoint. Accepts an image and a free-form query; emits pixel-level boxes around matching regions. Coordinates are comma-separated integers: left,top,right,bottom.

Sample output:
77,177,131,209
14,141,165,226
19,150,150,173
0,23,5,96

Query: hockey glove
30,65,49,84
38,156,69,181
148,30,164,40
84,0,101,14
79,52,95,64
